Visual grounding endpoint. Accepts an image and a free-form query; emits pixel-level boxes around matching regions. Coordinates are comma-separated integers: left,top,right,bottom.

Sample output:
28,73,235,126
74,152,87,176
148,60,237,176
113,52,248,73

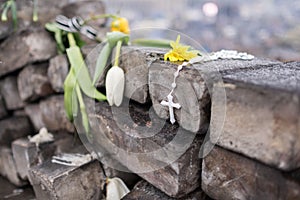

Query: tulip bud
105,66,125,106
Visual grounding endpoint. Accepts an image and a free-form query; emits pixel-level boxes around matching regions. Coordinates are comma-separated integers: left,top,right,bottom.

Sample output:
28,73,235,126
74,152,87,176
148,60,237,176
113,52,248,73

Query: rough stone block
18,63,54,102
0,176,35,199
11,132,78,182
62,0,106,28
12,138,56,180
0,20,13,40
0,116,33,146
0,76,25,110
29,160,105,200
25,104,46,131
0,147,27,186
48,55,69,93
89,101,202,198
13,109,27,117
39,95,74,132
202,145,300,200
0,94,8,119
149,58,279,133
0,28,56,77
123,180,211,200
210,62,300,171
17,0,75,27
120,46,166,104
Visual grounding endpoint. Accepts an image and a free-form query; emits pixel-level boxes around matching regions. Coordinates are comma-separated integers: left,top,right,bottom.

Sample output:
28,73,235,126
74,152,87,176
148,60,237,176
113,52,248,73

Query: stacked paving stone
88,45,300,199
0,1,300,200
0,1,137,199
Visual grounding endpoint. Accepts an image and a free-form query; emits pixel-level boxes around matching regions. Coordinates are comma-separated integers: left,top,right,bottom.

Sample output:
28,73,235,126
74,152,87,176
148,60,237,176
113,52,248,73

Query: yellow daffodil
111,17,130,34
164,35,199,62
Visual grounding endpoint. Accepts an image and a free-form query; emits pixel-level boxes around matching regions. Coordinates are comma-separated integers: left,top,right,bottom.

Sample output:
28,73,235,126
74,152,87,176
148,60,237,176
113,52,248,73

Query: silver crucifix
160,94,181,124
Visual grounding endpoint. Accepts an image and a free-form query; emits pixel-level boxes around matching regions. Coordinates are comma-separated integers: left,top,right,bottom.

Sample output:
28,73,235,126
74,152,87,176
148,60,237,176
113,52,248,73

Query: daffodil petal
170,41,176,49
164,35,198,62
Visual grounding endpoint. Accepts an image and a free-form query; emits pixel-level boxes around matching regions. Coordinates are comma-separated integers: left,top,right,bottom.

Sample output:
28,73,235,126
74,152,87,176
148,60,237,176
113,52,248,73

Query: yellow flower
164,35,199,62
111,17,130,34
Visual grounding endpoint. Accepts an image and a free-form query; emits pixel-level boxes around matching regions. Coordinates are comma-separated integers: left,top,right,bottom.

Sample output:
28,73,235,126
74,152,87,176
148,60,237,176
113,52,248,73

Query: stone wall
0,1,300,199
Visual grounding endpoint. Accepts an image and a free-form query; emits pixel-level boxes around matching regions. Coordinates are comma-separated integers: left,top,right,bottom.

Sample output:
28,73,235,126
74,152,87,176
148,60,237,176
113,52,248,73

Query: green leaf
10,0,17,29
55,30,65,54
131,38,172,48
106,31,129,47
92,43,111,85
32,0,38,22
45,23,66,54
75,84,92,141
66,34,106,101
63,67,78,122
45,22,59,32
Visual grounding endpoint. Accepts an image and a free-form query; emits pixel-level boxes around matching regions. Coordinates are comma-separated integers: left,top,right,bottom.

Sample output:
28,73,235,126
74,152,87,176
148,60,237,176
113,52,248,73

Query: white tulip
106,177,130,200
105,66,125,107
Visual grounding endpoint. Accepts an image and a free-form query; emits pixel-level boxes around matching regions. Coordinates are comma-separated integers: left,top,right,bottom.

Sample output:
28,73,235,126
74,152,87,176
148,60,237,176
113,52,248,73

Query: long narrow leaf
75,84,92,141
92,43,111,85
63,67,78,121
55,30,65,53
131,38,171,48
10,0,17,29
45,23,66,53
66,37,106,101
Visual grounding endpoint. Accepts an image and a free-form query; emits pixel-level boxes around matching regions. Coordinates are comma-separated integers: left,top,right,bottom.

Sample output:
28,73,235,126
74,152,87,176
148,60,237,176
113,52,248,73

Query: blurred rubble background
104,0,300,61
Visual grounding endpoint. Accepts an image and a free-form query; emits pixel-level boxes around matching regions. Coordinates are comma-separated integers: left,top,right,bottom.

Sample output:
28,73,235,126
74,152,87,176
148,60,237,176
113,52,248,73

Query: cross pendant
160,94,181,124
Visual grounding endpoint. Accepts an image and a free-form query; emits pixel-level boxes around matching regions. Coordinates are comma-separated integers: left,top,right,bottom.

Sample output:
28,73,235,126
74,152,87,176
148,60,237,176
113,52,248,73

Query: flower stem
10,0,17,29
33,0,38,22
1,1,10,21
75,84,91,139
84,14,117,24
67,33,76,47
131,38,171,48
114,40,123,67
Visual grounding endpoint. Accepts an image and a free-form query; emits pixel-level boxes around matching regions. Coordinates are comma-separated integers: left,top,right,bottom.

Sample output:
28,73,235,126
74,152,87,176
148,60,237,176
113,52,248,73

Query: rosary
161,50,254,124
